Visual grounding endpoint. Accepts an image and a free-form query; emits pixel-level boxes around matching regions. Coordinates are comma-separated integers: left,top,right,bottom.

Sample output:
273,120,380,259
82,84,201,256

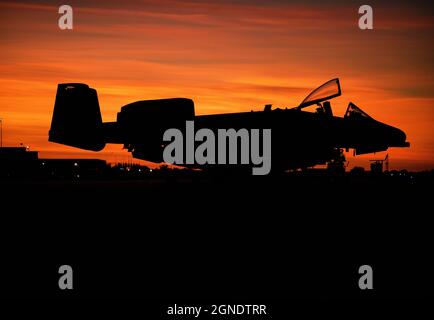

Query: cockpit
344,102,372,120
294,78,373,120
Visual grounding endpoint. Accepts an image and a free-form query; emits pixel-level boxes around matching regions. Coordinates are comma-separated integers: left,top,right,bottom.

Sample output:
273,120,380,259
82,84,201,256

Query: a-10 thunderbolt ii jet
49,78,409,172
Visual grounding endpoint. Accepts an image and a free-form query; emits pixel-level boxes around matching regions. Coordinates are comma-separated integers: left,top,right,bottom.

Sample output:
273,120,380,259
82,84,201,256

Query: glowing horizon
1,0,433,171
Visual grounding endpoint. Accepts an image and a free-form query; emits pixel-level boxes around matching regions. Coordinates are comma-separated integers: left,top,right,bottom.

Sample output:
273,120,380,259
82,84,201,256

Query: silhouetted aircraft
49,78,409,171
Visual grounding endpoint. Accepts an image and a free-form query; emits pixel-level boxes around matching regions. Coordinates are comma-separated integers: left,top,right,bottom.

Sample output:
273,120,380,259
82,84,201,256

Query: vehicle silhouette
49,78,409,171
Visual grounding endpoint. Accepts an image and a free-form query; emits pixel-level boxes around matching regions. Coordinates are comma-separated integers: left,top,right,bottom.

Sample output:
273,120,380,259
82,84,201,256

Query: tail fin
49,83,105,151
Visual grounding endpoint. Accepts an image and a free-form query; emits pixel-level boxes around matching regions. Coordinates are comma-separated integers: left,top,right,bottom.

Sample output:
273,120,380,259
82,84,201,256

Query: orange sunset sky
0,0,433,170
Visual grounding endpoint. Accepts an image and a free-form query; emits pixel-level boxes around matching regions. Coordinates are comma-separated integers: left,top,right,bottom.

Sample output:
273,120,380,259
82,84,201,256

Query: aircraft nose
387,126,409,147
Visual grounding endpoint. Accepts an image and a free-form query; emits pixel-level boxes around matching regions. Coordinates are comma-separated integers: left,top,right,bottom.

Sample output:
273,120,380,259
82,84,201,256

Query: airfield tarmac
0,172,431,306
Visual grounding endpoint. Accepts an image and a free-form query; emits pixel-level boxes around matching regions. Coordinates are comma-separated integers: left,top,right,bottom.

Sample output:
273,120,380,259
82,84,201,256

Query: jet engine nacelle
117,98,195,162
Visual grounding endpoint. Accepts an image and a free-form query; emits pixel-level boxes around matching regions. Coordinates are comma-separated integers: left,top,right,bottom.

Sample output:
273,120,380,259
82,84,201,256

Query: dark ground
0,172,431,315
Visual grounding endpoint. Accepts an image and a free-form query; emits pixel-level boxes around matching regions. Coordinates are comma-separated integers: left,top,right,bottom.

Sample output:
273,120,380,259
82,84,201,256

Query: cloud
0,0,433,169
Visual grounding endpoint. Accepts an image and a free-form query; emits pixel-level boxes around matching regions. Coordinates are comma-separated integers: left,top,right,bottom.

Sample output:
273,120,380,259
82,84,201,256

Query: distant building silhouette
0,147,39,177
40,159,109,179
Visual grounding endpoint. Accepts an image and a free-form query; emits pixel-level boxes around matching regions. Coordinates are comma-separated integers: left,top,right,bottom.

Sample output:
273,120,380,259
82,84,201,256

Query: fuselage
48,82,409,171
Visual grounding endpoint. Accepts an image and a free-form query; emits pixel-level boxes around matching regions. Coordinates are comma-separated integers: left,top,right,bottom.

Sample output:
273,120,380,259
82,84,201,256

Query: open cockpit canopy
298,78,341,110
